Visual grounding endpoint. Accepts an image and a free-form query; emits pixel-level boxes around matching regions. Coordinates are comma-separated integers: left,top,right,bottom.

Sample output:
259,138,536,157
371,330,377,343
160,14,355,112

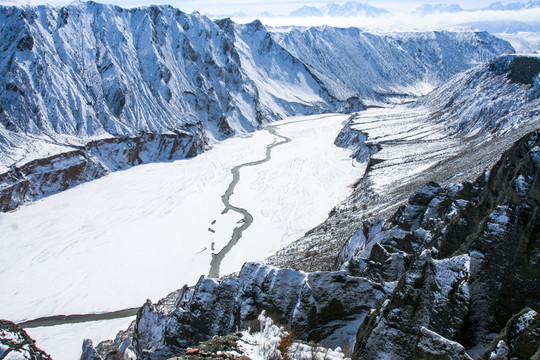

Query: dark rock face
489,55,540,85
0,127,206,212
413,327,472,360
350,130,540,359
90,263,387,359
0,320,52,360
479,308,540,360
334,116,379,163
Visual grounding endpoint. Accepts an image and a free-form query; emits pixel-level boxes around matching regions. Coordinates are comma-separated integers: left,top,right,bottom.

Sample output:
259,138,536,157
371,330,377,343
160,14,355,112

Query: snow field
25,317,136,360
1,114,364,360
221,115,366,275
0,130,274,322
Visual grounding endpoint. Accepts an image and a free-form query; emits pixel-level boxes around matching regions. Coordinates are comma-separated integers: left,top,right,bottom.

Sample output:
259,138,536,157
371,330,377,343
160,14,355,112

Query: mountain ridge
0,2,514,211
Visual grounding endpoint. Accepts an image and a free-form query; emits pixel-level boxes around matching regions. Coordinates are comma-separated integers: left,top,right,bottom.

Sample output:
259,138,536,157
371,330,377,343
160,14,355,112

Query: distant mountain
321,1,389,17
288,1,389,18
289,5,323,17
414,3,464,15
485,0,540,10
415,0,540,14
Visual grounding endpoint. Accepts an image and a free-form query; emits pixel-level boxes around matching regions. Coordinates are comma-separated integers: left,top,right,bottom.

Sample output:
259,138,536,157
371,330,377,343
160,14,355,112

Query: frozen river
0,113,366,359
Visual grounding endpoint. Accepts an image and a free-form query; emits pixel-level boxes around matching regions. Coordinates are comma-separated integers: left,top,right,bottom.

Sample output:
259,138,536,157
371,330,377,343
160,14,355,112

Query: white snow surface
0,114,363,325
496,31,540,54
239,312,348,360
25,317,135,360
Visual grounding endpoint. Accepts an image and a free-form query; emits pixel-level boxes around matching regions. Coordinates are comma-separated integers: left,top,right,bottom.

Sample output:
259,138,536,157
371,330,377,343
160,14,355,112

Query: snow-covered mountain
0,3,333,153
414,3,464,15
288,2,389,18
271,26,514,103
289,5,324,17
415,0,540,15
321,2,389,17
485,0,540,11
416,0,540,14
0,2,514,211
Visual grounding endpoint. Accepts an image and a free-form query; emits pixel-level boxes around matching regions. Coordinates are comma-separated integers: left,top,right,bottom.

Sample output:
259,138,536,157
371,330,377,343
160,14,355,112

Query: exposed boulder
413,327,472,360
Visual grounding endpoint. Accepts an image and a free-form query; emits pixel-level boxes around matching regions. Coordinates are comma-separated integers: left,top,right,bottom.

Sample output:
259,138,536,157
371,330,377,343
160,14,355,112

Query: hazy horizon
1,0,539,32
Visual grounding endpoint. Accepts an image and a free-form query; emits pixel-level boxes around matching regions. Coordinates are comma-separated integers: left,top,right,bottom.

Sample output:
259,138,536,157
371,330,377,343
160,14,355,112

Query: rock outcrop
0,127,205,212
350,129,540,359
84,129,539,360
0,320,52,360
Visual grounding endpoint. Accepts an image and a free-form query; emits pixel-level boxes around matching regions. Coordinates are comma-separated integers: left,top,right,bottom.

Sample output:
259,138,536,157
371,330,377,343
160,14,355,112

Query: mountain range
0,2,539,360
415,0,540,15
0,2,512,211
208,1,540,19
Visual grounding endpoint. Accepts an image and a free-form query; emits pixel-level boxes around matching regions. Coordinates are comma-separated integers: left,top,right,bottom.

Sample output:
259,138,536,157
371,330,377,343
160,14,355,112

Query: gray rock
413,327,472,360
0,319,52,360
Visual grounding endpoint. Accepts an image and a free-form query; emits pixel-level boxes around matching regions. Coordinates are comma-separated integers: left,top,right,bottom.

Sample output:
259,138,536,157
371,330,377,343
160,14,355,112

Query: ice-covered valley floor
0,114,365,360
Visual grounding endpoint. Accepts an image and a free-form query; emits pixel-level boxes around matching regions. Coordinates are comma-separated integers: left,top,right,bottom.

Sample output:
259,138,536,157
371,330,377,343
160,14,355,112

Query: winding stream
209,125,291,278
17,124,292,328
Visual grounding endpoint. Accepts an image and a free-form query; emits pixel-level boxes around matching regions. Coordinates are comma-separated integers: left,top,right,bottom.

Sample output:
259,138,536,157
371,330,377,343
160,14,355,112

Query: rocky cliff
74,126,539,360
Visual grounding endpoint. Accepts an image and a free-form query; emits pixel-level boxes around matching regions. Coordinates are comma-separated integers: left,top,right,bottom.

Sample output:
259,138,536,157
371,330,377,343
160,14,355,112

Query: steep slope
271,27,514,103
414,54,540,136
350,129,540,359
80,127,540,360
267,54,540,272
0,3,334,146
0,3,514,211
0,3,338,211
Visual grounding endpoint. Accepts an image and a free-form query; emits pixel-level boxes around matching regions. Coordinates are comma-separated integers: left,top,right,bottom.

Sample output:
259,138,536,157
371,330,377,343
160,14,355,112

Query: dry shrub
278,330,295,360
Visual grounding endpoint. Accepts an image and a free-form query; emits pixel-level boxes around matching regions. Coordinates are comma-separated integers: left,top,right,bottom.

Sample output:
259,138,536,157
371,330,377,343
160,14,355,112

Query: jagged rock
334,116,379,163
351,250,470,360
480,308,540,360
81,339,102,360
413,327,472,360
119,263,386,358
0,319,52,360
350,130,540,359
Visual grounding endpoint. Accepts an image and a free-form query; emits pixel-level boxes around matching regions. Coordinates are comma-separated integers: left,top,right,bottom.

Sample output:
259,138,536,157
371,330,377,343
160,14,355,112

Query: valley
0,2,538,359
0,113,366,360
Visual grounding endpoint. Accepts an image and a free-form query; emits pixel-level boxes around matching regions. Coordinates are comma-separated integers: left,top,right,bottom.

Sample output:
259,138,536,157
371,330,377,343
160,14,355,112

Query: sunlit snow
0,113,365,359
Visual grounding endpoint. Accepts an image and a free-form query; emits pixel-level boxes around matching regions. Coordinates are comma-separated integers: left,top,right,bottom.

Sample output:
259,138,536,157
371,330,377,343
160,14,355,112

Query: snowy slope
268,54,540,272
413,54,540,136
0,3,336,170
271,27,514,103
